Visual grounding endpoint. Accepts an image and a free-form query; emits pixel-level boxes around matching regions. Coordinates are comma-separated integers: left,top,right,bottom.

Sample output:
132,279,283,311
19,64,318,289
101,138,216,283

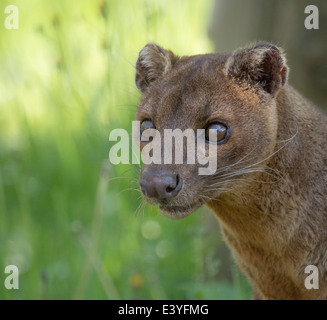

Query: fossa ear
135,42,179,93
224,42,288,95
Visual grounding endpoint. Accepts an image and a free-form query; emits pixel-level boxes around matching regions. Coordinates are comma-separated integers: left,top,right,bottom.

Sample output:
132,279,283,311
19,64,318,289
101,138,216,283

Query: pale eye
205,123,228,143
140,120,155,141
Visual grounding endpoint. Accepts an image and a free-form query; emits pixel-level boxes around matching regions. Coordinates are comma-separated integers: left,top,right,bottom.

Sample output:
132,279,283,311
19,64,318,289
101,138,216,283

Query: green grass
0,0,251,299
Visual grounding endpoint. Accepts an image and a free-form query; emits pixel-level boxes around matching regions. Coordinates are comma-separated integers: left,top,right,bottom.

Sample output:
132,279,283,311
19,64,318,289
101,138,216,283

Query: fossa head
135,42,288,219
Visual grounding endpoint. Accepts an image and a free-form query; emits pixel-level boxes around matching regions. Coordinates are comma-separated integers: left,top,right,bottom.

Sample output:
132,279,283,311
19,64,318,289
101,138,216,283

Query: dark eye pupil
140,120,155,141
141,120,154,133
205,123,227,142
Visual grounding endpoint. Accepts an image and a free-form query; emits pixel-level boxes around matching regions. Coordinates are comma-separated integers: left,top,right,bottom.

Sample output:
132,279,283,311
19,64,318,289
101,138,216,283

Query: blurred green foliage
0,0,251,299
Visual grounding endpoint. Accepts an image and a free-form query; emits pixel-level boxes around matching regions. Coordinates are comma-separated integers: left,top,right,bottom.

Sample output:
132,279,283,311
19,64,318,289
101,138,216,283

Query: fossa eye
140,120,155,141
205,122,228,143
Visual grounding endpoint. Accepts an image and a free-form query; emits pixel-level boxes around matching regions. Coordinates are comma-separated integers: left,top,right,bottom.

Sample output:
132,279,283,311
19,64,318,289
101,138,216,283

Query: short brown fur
135,42,327,300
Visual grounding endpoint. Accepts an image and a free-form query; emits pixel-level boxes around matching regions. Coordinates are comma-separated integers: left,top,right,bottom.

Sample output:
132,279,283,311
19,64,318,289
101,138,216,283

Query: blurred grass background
0,0,251,299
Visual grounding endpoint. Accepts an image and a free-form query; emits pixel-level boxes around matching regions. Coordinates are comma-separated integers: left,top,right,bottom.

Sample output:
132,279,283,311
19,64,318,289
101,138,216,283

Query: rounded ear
223,42,288,95
135,42,179,93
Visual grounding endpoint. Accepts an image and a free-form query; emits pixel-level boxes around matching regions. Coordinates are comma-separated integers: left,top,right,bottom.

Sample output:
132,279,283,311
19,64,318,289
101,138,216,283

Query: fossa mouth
158,202,202,219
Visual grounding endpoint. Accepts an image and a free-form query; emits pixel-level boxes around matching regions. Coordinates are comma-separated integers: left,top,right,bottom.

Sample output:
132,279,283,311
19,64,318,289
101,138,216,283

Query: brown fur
134,42,327,300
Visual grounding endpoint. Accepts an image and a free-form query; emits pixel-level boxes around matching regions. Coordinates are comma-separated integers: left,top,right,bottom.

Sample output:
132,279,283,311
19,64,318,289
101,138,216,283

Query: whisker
118,188,141,194
242,130,298,172
134,196,146,218
105,176,139,183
